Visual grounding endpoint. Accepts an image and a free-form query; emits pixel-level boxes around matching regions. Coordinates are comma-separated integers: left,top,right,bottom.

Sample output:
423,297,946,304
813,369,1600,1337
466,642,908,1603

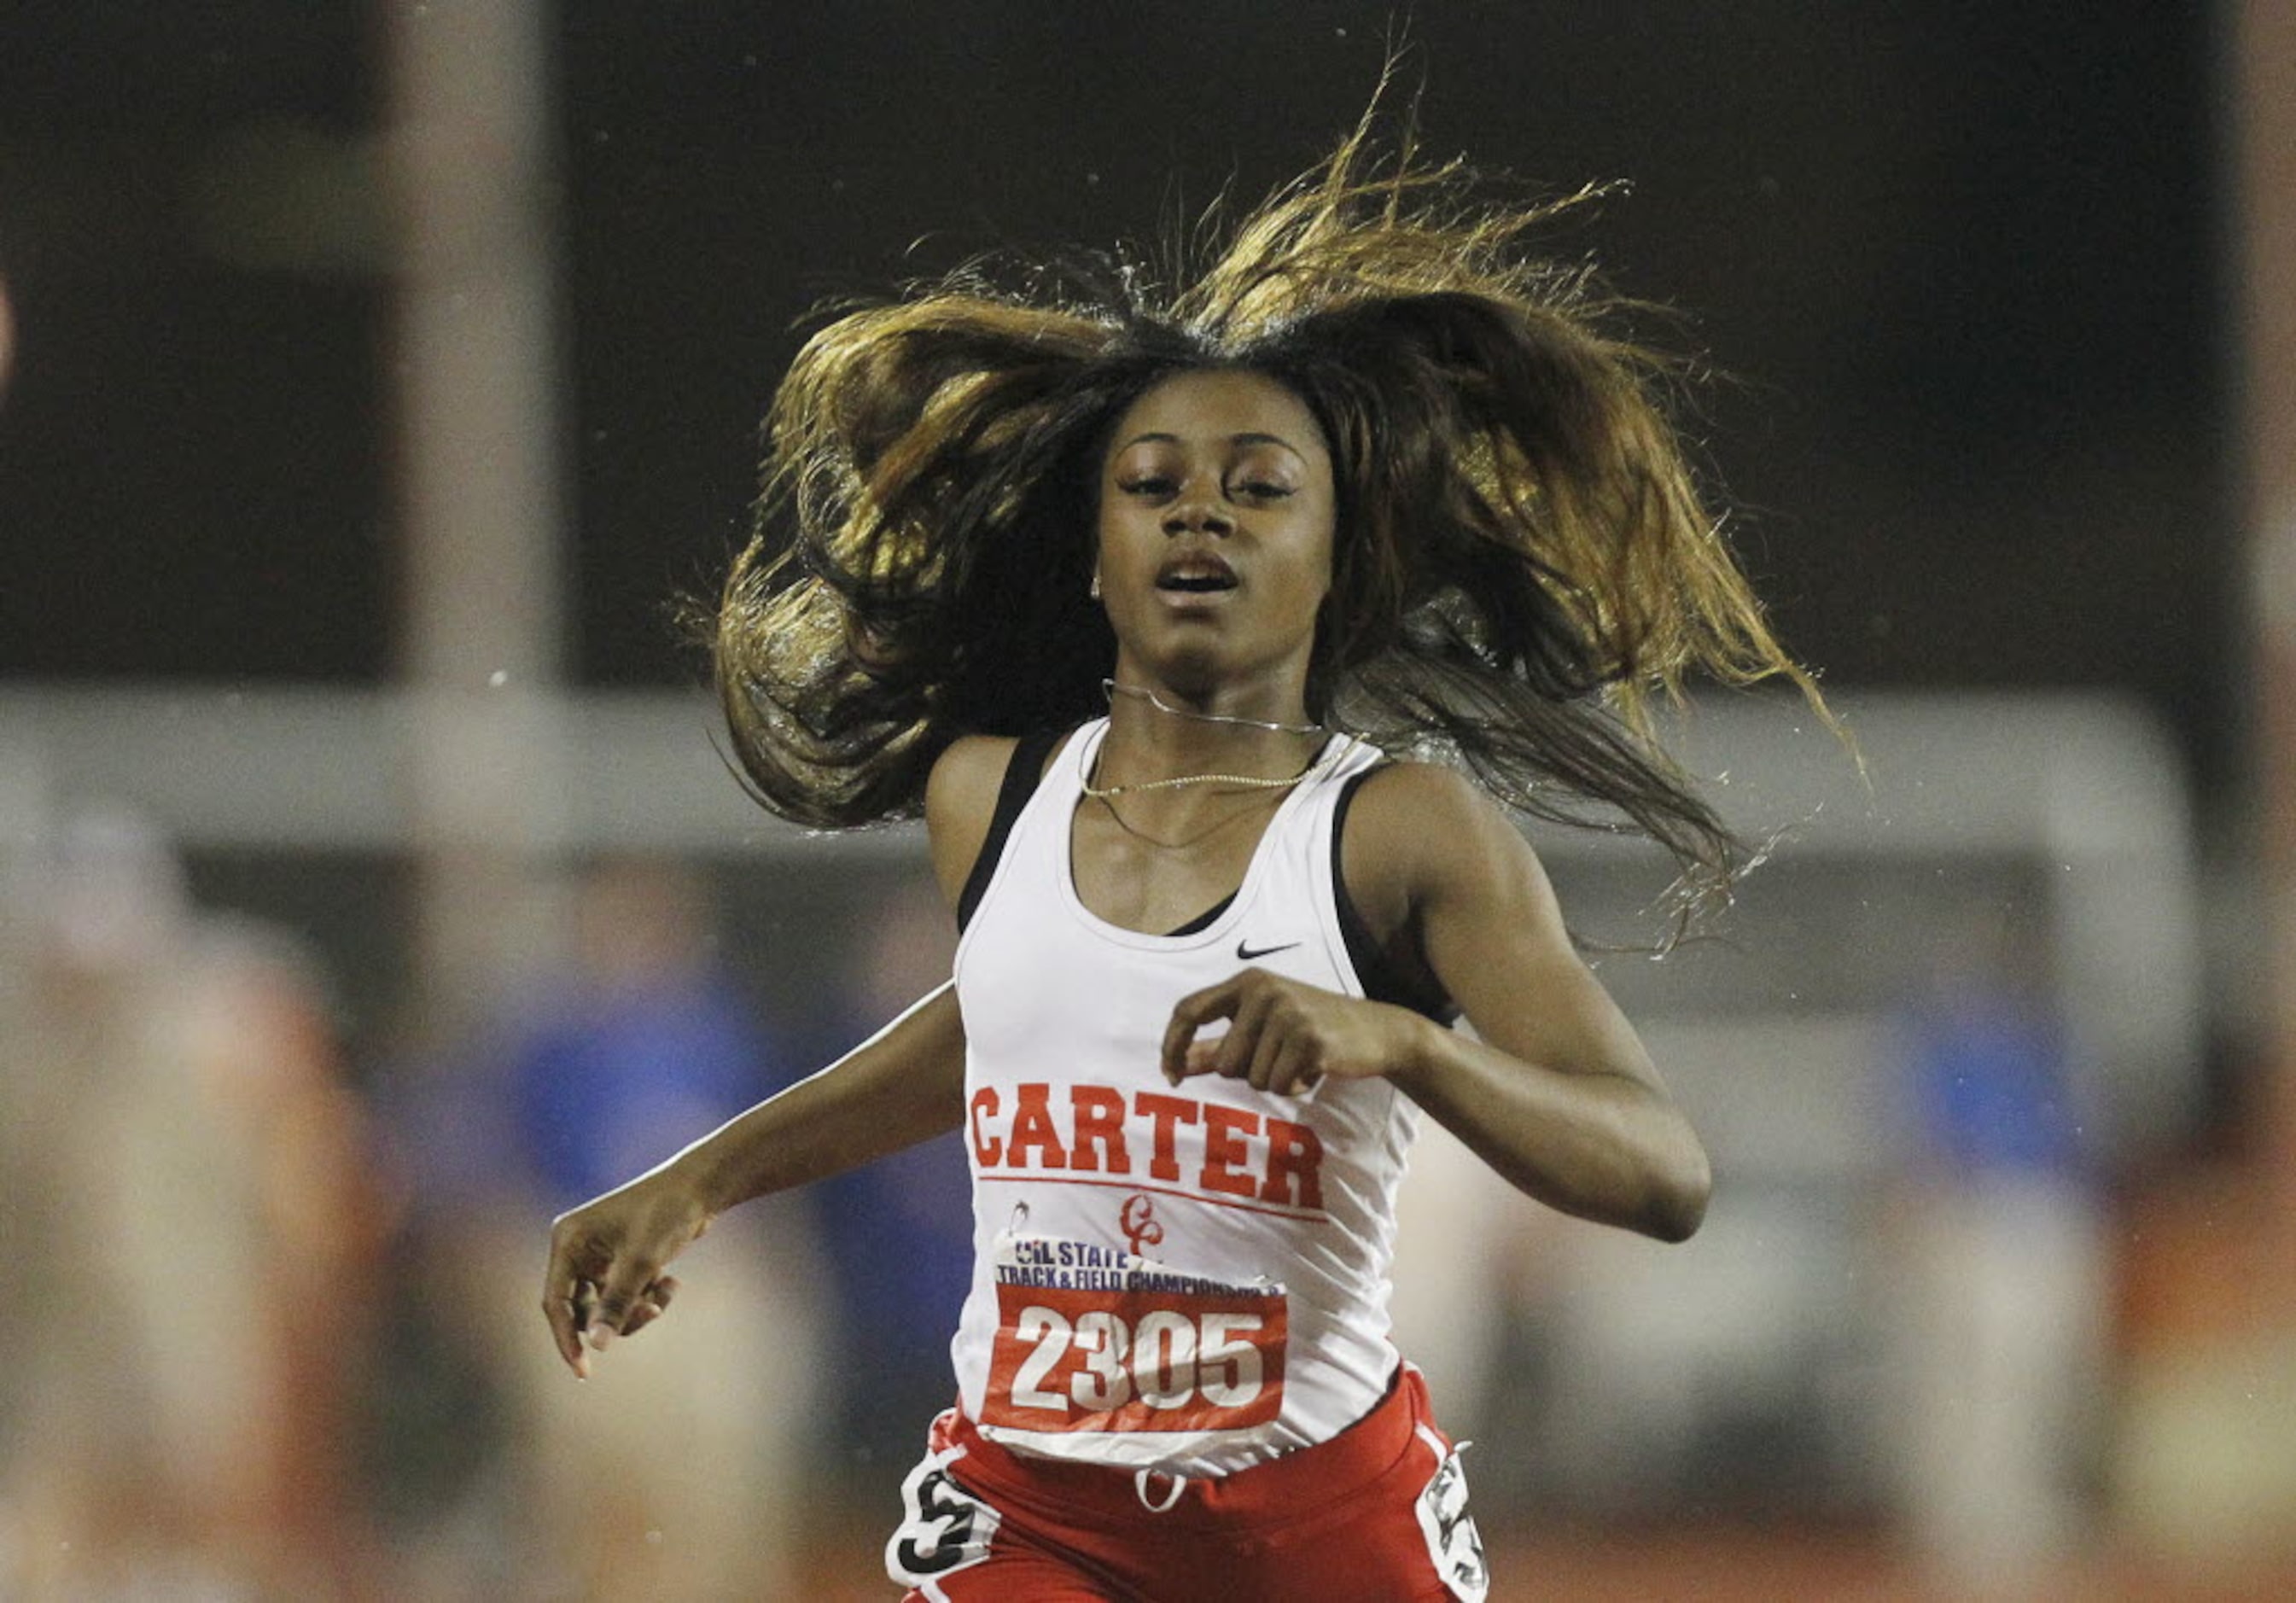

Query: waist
937,1361,1425,1525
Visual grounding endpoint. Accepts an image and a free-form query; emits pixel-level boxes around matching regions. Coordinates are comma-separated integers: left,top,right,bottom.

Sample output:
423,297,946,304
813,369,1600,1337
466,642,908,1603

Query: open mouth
1155,557,1238,593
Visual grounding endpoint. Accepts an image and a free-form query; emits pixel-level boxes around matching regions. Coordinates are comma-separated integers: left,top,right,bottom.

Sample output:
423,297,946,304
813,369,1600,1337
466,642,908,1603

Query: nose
1162,492,1233,538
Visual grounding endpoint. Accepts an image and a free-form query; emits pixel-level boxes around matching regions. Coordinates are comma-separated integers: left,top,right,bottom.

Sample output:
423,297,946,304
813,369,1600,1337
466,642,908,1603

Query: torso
942,719,1419,1474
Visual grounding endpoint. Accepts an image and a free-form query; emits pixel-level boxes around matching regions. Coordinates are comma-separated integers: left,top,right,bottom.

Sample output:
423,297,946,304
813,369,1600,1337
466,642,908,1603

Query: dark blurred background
0,2,2235,762
7,5,2290,1600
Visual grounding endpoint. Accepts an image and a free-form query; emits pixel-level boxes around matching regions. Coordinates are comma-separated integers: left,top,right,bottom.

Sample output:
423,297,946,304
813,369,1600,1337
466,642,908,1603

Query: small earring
1089,572,1102,600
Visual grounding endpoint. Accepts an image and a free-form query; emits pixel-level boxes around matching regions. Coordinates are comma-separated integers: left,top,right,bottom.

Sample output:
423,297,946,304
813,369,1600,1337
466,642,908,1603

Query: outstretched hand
541,1167,712,1379
1161,967,1429,1097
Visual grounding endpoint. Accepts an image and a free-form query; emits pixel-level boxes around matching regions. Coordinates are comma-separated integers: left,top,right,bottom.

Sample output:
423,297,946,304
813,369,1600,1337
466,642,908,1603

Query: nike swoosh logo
1236,939,1300,961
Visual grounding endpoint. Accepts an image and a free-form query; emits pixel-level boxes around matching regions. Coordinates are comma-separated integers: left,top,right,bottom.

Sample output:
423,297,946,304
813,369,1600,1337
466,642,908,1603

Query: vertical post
2241,0,2296,1253
2043,3,2296,1563
383,0,568,1041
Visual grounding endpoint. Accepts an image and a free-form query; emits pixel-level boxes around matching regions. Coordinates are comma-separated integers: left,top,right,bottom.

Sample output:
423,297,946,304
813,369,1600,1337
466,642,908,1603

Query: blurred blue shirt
510,975,786,1214
1903,991,2085,1180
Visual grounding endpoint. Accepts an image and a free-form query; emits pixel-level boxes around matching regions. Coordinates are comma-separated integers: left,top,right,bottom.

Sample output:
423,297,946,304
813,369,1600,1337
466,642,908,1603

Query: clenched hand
541,1167,712,1379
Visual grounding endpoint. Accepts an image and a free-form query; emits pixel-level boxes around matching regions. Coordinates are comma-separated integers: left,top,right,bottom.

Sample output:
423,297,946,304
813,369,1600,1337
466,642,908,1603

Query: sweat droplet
488,670,508,688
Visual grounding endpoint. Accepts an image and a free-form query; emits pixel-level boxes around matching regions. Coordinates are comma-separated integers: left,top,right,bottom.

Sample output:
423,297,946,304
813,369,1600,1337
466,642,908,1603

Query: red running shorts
886,1364,1488,1601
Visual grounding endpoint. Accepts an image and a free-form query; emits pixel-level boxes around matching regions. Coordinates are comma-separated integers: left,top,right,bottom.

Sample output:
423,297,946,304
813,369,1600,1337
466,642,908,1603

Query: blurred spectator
1878,906,2106,1594
394,854,825,1598
0,808,383,1597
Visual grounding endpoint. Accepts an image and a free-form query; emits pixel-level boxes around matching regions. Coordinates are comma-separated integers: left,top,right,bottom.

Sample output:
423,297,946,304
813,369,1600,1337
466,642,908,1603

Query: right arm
541,984,966,1375
540,731,1017,1377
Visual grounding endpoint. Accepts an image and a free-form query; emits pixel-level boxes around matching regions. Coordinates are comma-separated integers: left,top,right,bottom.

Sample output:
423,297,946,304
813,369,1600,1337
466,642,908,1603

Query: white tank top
947,718,1421,1474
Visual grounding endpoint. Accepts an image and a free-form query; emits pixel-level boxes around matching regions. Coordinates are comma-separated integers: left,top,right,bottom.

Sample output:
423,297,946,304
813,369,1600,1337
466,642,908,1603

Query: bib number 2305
982,1283,1287,1434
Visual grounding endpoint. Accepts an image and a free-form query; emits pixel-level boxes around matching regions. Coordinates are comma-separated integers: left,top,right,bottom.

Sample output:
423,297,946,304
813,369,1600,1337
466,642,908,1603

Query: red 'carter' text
969,1082,1325,1212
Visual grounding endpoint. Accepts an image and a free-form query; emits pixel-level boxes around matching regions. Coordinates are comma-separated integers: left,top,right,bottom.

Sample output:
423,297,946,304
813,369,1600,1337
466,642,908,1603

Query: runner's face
1093,370,1336,702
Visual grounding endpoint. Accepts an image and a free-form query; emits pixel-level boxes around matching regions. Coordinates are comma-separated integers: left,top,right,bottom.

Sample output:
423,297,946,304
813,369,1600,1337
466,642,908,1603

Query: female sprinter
541,119,1820,1600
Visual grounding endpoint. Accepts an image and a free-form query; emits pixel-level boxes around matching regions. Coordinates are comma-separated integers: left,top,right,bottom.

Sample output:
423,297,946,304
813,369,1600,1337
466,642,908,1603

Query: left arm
1163,763,1710,1243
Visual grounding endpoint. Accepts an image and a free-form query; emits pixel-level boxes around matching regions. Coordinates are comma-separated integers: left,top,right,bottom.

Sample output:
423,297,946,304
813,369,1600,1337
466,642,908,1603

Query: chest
1068,792,1291,935
957,780,1346,1080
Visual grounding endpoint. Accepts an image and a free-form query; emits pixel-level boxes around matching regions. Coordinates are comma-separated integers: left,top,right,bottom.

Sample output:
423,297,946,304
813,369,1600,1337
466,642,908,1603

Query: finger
621,1274,680,1336
1179,1036,1226,1079
587,1255,667,1349
1163,978,1244,1080
1216,988,1275,1079
1266,1037,1314,1097
542,1240,593,1376
1246,1011,1293,1092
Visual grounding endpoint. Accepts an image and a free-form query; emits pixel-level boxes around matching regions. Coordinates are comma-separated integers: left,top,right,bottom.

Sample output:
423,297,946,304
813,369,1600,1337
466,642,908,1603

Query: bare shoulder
1347,757,1489,820
1342,758,1550,935
926,734,1018,826
924,735,1020,908
1348,759,1536,879
923,731,1077,911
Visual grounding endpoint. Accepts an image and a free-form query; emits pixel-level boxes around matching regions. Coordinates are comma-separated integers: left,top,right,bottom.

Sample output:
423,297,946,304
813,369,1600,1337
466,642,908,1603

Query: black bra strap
1333,767,1460,1023
957,732,1064,932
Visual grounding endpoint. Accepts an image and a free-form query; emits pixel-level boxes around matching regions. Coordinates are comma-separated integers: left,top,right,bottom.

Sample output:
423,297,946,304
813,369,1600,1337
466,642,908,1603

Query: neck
1104,679,1325,737
1094,675,1326,792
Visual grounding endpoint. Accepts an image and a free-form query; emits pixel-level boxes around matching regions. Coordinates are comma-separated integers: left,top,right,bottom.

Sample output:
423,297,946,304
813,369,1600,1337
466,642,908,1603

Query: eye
1119,475,1176,497
1231,480,1295,501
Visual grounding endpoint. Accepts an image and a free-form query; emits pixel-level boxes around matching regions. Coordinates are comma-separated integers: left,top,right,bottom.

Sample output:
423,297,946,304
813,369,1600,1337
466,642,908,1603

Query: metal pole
382,0,568,1041
2240,0,2296,1249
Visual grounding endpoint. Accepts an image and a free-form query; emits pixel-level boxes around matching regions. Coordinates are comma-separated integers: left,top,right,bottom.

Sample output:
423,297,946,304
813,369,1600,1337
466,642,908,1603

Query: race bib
980,1233,1287,1435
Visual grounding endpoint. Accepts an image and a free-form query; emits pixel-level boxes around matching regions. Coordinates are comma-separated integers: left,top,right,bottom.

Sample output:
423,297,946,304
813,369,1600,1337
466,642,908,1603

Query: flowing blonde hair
712,101,1827,918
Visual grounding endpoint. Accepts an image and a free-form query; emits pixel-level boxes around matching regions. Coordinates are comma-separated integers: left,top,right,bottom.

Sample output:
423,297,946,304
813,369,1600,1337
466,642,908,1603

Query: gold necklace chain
1081,744,1337,802
1101,679,1327,737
